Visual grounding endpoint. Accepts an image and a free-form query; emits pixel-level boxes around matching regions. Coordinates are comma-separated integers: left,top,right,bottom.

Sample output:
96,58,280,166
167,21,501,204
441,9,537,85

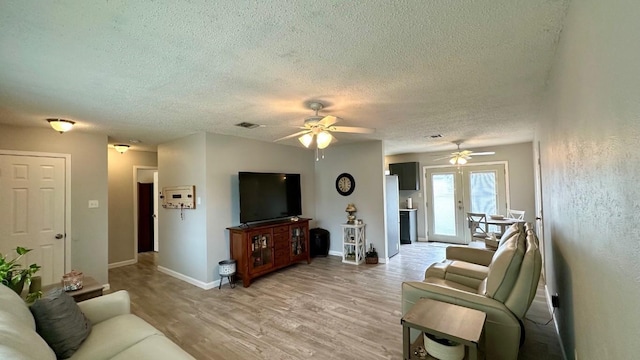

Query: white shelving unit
341,223,366,265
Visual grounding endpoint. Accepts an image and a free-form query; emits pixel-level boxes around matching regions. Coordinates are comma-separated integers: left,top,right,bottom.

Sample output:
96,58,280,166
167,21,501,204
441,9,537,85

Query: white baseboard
545,284,568,360
102,283,110,291
108,259,136,269
157,266,217,290
328,250,342,257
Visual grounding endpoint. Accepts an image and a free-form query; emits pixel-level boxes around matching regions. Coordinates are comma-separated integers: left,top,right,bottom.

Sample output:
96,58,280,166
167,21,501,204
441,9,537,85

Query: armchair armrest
76,290,130,325
445,246,495,266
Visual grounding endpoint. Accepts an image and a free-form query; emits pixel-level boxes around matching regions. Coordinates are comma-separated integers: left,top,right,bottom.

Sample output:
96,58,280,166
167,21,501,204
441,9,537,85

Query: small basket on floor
365,257,378,264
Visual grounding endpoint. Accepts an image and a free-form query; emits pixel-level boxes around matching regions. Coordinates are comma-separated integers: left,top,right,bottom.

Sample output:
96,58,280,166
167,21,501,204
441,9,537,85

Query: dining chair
466,212,488,242
506,209,525,220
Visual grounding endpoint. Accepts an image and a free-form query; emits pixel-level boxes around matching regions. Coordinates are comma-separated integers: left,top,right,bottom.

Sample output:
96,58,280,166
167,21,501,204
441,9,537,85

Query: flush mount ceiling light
114,144,130,154
47,118,75,133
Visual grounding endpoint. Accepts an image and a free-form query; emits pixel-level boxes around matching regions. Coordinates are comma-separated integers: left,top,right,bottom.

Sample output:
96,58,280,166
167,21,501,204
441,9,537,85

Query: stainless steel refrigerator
386,175,400,258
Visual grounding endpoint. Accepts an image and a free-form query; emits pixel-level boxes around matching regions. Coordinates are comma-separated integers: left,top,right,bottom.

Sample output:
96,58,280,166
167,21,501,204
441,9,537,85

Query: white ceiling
0,1,567,155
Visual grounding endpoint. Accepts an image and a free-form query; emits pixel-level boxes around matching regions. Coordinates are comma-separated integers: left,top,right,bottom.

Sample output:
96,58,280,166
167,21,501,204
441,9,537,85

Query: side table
401,298,486,360
42,276,104,302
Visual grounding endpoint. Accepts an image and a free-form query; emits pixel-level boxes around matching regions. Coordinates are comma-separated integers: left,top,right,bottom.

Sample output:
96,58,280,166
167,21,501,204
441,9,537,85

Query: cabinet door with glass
248,230,273,274
290,224,308,262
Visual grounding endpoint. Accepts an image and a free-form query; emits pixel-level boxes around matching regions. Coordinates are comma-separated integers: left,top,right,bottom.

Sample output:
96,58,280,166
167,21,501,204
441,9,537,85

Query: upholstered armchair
402,223,541,360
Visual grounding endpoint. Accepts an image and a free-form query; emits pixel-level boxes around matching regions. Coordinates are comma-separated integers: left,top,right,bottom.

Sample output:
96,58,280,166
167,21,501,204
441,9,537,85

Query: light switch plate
88,200,99,208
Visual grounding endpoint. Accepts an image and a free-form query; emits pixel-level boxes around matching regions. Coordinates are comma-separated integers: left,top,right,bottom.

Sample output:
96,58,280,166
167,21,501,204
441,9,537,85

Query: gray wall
157,132,316,285
537,0,640,359
314,141,387,259
204,132,316,283
385,142,535,240
107,148,157,264
0,124,109,285
157,133,208,282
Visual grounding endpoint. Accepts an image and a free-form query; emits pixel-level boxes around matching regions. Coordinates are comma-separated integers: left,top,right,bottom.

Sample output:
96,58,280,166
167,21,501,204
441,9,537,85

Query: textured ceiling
0,1,567,154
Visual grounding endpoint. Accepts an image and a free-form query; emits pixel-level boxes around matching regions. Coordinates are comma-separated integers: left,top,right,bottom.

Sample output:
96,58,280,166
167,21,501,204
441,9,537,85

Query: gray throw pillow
29,288,92,359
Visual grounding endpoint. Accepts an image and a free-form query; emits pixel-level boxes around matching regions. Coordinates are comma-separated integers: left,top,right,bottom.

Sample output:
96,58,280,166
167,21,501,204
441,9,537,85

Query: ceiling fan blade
273,130,310,142
330,126,375,134
432,155,452,161
469,152,496,156
319,115,339,127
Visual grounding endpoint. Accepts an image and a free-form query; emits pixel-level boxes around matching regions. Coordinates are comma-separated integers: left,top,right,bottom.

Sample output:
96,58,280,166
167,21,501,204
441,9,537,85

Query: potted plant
0,247,42,302
365,244,378,264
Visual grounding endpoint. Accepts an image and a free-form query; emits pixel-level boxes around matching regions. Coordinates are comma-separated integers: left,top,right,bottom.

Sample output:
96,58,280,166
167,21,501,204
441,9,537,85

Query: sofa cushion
0,320,56,360
30,288,92,359
0,282,36,330
447,260,488,280
68,314,163,360
110,334,195,360
424,277,478,293
498,222,523,248
484,231,525,302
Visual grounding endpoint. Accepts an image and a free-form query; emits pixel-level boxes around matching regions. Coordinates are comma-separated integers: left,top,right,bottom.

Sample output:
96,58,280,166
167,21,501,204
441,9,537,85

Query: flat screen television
238,172,302,224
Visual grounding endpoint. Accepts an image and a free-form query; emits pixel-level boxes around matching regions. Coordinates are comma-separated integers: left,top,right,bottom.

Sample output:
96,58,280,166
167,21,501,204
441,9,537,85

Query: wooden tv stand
227,218,311,287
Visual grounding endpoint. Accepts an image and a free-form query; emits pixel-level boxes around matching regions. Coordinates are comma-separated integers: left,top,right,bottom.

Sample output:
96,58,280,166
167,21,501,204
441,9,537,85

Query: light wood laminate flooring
108,242,562,359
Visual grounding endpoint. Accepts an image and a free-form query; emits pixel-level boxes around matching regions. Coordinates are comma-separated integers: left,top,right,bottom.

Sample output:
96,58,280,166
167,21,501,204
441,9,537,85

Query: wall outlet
88,200,99,208
551,293,560,308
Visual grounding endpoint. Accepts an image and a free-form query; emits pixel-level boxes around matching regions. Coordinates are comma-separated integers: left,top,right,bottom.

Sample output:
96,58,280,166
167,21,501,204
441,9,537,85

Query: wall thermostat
161,185,195,209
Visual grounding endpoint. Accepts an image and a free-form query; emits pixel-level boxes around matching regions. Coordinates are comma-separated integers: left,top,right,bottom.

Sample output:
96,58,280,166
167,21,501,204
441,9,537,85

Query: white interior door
0,154,66,286
425,163,507,244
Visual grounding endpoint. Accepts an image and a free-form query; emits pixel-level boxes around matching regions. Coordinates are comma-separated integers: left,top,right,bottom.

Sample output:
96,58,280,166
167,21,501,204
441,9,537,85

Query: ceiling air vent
235,122,260,129
429,134,443,138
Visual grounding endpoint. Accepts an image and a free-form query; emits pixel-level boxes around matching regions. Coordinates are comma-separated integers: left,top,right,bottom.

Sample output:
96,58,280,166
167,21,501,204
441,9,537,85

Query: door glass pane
432,174,456,236
470,171,498,232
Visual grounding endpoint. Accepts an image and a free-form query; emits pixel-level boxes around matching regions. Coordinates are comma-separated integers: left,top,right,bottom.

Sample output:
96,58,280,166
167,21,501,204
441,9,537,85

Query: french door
425,163,507,244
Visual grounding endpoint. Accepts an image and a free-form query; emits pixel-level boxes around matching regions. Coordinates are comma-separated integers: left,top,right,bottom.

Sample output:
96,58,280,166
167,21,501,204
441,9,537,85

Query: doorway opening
133,167,158,262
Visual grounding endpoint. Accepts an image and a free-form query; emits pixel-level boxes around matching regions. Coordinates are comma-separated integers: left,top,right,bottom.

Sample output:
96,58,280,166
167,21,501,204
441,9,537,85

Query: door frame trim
133,166,157,263
0,149,72,273
422,161,510,242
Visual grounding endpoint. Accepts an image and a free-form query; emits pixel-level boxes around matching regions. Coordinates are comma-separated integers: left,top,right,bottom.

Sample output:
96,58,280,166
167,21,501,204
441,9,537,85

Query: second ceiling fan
274,102,375,150
435,142,496,165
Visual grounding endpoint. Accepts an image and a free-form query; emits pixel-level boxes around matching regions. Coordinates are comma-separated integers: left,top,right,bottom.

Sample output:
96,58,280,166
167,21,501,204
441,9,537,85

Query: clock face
336,173,355,196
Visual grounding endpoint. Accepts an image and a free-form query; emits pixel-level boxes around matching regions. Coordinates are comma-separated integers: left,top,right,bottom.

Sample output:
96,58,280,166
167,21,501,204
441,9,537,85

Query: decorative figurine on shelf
345,203,357,224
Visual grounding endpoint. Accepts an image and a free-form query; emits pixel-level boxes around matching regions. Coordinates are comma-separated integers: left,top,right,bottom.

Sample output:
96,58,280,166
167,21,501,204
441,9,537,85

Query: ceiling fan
435,142,496,165
274,102,375,151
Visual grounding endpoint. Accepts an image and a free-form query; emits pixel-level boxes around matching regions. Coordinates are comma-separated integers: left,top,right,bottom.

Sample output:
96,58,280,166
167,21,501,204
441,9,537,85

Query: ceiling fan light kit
316,130,333,149
450,156,467,165
298,133,313,148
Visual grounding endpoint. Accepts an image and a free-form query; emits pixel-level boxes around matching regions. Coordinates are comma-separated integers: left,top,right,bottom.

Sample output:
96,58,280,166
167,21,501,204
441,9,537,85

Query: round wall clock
335,173,355,196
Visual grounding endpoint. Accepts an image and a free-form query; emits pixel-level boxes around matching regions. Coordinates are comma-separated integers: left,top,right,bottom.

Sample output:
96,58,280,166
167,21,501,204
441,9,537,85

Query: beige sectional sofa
0,285,194,359
402,222,541,360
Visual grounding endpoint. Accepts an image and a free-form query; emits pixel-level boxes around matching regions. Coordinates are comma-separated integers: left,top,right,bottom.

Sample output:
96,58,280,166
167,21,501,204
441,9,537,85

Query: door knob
55,233,64,239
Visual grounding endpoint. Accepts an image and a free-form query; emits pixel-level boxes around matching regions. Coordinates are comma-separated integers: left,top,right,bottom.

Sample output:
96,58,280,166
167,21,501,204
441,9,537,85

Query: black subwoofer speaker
310,228,330,257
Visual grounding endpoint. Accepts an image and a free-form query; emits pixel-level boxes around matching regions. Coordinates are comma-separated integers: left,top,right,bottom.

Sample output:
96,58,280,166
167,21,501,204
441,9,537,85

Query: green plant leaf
16,247,31,255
